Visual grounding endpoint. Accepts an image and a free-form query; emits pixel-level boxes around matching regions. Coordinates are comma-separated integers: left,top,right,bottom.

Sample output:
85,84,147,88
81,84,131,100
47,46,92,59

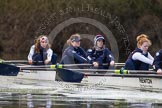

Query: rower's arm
46,49,53,61
147,52,154,60
67,49,88,63
153,51,162,71
104,48,115,61
132,52,153,65
28,45,35,61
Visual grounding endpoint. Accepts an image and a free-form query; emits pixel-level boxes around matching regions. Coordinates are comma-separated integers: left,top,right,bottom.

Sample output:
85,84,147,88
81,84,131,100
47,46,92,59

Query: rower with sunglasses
28,35,57,65
60,33,89,64
87,34,115,69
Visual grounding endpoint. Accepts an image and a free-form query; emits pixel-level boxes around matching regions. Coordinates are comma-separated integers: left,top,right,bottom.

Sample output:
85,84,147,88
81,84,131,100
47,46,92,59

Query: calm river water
0,77,162,108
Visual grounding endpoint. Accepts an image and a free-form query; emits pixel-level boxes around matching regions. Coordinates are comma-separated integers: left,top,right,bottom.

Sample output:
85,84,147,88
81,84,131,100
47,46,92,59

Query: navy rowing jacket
60,46,88,64
124,48,149,70
87,48,114,69
153,49,162,71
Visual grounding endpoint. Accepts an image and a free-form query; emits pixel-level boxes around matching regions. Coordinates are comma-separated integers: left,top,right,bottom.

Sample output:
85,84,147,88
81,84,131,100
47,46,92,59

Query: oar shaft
19,64,87,68
0,60,28,63
0,60,44,64
21,68,54,71
65,68,156,73
85,73,162,78
19,63,124,68
127,70,157,74
20,67,157,74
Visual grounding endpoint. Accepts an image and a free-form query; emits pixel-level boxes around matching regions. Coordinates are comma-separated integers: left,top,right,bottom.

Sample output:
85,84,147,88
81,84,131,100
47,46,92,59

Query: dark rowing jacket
60,46,88,64
87,48,114,69
124,48,149,70
32,46,48,65
153,49,162,71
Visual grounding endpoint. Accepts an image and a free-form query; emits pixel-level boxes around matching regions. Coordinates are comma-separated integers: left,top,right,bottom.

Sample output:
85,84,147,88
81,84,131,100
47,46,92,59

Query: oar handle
49,63,92,69
114,68,128,74
50,63,63,69
50,63,124,68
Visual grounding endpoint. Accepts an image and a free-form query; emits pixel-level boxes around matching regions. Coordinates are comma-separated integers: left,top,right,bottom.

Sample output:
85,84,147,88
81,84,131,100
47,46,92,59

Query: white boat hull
16,69,162,91
81,75,162,91
17,70,56,81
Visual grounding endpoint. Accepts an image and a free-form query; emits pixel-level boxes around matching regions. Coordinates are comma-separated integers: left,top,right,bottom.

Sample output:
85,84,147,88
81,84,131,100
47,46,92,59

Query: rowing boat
1,63,161,91
81,73,162,91
15,68,162,91
17,68,84,82
54,68,162,91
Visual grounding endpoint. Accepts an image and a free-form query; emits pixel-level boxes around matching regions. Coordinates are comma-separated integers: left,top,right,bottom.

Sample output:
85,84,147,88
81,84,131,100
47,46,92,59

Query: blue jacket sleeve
94,53,104,65
87,49,104,65
104,48,115,62
66,47,88,63
153,50,162,71
87,49,94,63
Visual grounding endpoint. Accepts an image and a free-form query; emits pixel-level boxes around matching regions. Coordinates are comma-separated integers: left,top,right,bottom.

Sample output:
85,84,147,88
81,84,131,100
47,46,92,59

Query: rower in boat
28,35,57,65
153,49,162,74
87,34,115,69
124,34,154,70
60,33,89,65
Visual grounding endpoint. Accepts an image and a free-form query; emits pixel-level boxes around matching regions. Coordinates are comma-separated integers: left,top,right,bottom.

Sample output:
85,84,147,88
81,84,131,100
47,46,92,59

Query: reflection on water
0,78,161,107
0,93,161,108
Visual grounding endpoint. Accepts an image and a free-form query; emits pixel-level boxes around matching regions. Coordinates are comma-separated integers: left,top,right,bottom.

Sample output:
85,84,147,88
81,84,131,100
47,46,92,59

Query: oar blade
0,64,20,76
56,68,84,82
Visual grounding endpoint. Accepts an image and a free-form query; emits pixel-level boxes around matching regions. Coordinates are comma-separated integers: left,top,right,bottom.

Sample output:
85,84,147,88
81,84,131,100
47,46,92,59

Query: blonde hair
34,35,50,53
136,34,152,48
66,33,80,46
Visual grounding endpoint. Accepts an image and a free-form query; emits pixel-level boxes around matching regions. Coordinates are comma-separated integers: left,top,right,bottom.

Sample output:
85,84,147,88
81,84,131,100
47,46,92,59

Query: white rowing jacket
28,45,53,61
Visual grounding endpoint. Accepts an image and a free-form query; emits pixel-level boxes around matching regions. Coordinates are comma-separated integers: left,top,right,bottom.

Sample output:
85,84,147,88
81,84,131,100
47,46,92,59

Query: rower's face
97,39,104,48
71,41,80,47
40,41,48,48
140,42,149,52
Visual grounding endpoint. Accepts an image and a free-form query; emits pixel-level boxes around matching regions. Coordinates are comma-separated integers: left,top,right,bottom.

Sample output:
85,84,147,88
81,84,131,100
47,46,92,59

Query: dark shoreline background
0,0,162,62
